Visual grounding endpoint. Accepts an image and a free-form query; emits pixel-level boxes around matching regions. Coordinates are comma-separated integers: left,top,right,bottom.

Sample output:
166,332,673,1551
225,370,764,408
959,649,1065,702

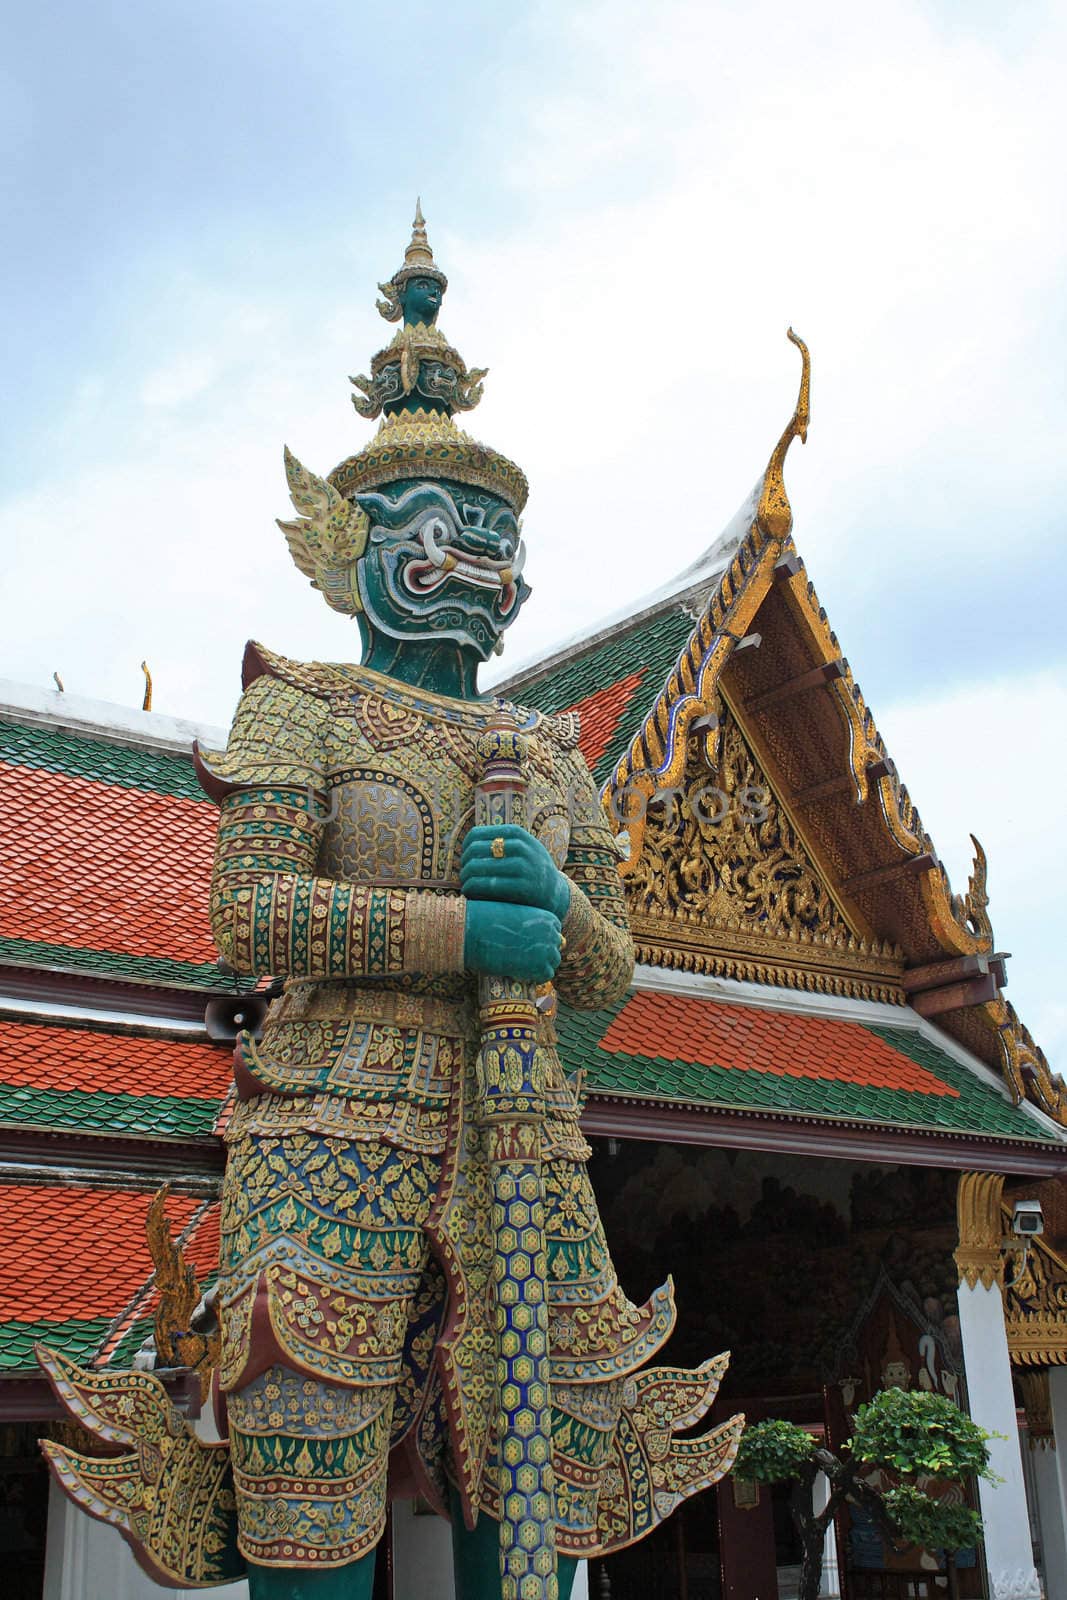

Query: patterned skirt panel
217,1008,675,1565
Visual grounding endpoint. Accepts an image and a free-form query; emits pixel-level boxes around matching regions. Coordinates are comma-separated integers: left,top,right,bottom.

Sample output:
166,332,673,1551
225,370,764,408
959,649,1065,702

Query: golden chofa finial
141,661,153,711
376,198,448,321
757,328,811,541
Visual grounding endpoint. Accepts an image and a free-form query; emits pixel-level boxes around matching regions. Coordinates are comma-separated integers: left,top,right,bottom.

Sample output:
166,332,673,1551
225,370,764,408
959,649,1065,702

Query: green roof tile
0,1085,221,1139
0,934,234,991
0,719,205,800
518,605,696,783
106,1315,156,1368
555,999,1057,1143
0,1316,112,1372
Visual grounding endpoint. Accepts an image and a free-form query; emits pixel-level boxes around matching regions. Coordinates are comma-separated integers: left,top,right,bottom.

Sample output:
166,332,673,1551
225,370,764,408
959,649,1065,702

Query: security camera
1013,1199,1044,1237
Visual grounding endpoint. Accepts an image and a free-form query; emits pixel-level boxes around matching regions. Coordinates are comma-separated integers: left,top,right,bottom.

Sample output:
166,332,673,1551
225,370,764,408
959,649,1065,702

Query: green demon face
355,480,530,660
401,275,444,326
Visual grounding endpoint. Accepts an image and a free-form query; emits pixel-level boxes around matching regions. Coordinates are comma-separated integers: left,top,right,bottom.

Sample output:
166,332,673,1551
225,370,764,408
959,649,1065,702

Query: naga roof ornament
278,201,528,617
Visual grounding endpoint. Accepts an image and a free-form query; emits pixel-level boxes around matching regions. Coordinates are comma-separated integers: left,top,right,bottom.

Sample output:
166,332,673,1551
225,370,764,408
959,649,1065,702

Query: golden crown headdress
278,205,528,615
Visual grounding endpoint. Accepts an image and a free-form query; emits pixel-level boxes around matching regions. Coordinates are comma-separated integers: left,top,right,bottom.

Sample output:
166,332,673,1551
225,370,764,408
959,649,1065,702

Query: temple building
2,343,1065,1600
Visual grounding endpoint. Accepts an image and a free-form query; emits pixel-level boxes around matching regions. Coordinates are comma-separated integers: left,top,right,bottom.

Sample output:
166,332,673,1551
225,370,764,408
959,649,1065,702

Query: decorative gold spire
757,328,810,540
404,198,434,272
146,1185,219,1397
140,661,153,711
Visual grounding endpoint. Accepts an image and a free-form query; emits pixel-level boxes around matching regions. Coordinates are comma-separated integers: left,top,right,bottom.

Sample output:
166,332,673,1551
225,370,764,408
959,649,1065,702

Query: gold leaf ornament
399,329,419,396
276,446,369,616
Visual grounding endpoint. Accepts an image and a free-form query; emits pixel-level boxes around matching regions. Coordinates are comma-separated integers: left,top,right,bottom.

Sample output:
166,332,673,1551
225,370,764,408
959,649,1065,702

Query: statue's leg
246,1555,376,1599
227,1365,394,1587
218,1120,441,1594
449,1486,578,1600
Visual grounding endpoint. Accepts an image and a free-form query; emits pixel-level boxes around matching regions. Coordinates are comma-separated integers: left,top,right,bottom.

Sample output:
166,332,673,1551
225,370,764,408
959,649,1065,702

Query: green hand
463,899,562,983
461,824,571,922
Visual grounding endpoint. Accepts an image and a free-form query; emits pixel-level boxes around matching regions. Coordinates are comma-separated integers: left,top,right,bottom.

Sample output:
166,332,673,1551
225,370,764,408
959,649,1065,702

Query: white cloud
139,352,218,408
3,0,1065,1067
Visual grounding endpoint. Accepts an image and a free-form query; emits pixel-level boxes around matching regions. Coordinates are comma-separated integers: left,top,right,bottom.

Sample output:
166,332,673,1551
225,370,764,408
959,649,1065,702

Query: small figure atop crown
351,201,487,419
374,198,447,324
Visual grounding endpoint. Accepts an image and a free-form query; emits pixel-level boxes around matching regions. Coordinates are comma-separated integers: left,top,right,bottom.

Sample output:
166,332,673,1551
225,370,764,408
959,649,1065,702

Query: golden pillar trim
1002,1201,1067,1367
955,1171,1006,1290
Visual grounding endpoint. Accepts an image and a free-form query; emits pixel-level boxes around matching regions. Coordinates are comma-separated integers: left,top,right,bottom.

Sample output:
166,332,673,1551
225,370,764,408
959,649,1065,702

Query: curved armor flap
36,1345,243,1589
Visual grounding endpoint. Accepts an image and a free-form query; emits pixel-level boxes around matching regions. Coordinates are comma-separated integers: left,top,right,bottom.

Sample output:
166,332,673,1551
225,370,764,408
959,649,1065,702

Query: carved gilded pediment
624,702,904,1001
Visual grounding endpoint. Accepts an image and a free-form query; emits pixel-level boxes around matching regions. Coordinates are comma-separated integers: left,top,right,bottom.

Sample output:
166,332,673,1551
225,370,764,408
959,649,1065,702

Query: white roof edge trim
0,992,209,1037
491,479,763,692
0,1160,221,1194
0,677,225,757
633,964,910,1026
631,964,1067,1138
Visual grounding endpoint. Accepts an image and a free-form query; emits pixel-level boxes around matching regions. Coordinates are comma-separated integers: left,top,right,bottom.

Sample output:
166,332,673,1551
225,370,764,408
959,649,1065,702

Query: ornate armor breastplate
315,676,573,889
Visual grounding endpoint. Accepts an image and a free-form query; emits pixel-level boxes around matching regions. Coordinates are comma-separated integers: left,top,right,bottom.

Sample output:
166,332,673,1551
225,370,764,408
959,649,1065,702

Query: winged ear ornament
276,446,370,615
376,278,403,322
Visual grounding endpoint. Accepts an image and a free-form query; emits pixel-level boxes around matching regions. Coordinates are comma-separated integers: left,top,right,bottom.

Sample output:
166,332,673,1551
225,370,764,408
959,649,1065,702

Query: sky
3,0,1066,1061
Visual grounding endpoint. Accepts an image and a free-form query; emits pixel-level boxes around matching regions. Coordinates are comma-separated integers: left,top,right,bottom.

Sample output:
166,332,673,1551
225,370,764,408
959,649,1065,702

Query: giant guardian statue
38,207,743,1600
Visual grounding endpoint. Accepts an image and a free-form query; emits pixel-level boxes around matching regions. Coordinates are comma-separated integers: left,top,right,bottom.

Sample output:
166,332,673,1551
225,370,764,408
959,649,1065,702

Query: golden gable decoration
625,701,904,1001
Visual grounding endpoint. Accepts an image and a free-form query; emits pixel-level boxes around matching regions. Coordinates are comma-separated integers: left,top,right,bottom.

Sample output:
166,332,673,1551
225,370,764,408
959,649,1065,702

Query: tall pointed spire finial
404,197,434,271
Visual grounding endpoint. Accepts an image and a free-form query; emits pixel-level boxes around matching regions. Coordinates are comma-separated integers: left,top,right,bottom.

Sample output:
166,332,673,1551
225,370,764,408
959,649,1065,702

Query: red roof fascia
581,1098,1067,1176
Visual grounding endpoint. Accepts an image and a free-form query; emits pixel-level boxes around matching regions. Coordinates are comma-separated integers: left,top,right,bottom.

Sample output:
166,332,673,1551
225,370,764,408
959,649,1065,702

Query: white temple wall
42,1399,249,1600
1025,1368,1067,1600
389,1501,588,1599
813,1473,842,1599
42,1481,588,1599
391,1499,455,1600
42,1477,249,1600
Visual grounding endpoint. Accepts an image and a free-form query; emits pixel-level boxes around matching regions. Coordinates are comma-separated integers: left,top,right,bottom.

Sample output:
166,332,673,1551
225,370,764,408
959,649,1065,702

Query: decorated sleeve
202,679,466,979
553,750,635,1010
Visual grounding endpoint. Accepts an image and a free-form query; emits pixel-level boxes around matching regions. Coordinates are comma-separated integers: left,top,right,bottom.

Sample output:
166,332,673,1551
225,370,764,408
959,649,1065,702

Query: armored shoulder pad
194,649,331,802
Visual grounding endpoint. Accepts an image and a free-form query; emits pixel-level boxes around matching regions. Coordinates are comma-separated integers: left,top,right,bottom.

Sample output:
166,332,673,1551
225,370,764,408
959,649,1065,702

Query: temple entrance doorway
583,1135,989,1600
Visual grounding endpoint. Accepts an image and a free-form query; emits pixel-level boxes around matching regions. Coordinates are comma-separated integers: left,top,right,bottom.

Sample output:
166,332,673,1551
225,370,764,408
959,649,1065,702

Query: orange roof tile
566,670,648,771
0,759,217,965
181,1203,220,1280
0,1184,201,1321
0,1017,232,1101
599,992,961,1099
